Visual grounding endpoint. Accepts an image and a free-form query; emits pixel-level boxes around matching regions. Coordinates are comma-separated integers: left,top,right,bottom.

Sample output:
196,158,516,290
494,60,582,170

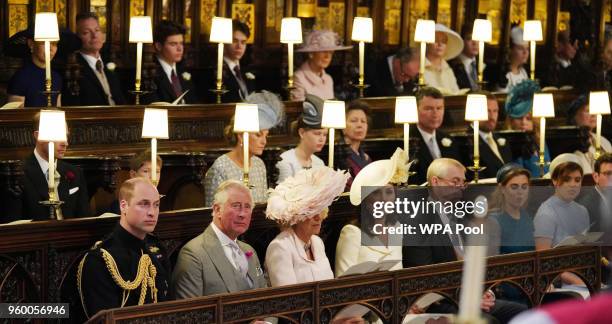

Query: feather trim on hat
266,167,349,226
505,79,540,118
245,91,285,130
389,148,410,184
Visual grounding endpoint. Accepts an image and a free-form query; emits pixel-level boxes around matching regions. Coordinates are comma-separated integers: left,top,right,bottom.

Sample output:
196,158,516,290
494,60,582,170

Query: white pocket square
69,187,79,195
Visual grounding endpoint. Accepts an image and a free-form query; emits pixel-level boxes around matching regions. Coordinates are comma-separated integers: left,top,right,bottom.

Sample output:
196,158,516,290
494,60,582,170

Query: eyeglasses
437,177,467,188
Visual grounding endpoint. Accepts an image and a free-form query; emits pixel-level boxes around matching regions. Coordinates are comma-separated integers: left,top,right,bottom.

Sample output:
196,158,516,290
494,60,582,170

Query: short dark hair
395,47,418,64
346,99,371,116
416,86,443,104
557,30,571,45
552,161,583,182
460,23,473,40
232,19,250,38
76,12,99,24
154,20,186,44
594,152,612,173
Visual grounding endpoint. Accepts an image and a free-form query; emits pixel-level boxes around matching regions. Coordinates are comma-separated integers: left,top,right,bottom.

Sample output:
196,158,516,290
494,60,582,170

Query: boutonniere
106,62,116,72
441,137,452,147
65,170,76,182
497,137,506,146
181,71,191,81
244,250,254,259
245,72,256,80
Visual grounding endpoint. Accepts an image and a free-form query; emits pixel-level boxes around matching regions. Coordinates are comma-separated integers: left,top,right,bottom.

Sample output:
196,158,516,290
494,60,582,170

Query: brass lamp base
351,82,370,98
129,90,150,105
41,90,60,107
209,87,229,104
39,198,64,220
467,159,487,183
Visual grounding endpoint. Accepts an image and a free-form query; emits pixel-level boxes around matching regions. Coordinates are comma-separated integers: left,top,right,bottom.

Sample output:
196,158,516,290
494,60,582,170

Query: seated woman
265,167,349,286
291,30,351,101
423,24,463,95
7,29,63,107
341,100,372,188
504,80,550,176
484,26,530,93
204,91,284,206
335,148,408,277
567,95,612,173
489,164,535,254
276,94,327,184
535,161,589,286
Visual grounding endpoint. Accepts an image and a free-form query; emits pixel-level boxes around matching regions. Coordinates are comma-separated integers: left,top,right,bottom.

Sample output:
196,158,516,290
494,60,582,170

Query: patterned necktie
470,60,478,90
170,69,183,97
94,60,115,105
229,242,249,279
233,65,249,99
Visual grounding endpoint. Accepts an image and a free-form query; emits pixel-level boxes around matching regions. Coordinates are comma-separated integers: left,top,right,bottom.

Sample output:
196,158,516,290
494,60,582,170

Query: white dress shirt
157,57,177,84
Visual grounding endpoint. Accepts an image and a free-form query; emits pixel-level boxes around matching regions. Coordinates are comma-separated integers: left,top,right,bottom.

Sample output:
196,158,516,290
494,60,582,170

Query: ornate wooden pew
85,245,601,324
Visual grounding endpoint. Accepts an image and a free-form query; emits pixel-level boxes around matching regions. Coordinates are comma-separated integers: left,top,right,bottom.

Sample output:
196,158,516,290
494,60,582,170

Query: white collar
417,125,437,142
80,52,102,72
224,57,240,73
157,56,176,82
211,221,238,247
33,148,50,176
479,130,493,140
557,57,572,68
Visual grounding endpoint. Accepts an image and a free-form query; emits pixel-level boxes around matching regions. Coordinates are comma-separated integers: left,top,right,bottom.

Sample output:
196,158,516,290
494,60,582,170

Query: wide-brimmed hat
505,79,541,118
296,30,352,53
266,167,349,226
349,148,412,205
434,23,464,60
245,91,285,130
3,28,82,58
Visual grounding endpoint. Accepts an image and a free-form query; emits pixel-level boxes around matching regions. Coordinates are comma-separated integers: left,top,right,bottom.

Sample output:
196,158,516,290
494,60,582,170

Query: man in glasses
403,158,526,323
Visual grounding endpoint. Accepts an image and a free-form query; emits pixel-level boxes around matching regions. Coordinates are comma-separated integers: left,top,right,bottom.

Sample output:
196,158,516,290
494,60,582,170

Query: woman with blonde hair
204,91,284,206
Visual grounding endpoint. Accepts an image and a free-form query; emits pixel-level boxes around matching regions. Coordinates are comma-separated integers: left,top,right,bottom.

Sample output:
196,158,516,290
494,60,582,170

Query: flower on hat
441,138,453,147
389,148,409,184
266,167,349,226
181,72,191,81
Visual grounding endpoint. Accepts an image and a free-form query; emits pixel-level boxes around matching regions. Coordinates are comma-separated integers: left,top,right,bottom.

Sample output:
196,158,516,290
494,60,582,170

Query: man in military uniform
78,177,170,319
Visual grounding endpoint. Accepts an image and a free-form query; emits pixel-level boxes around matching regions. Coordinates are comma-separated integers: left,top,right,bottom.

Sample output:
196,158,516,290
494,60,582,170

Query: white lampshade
523,20,543,42
351,17,373,43
414,19,436,43
234,104,260,133
142,108,169,139
129,16,153,43
38,110,67,142
589,91,611,115
472,19,492,42
210,17,233,44
34,13,60,41
532,93,555,118
280,17,303,44
395,96,419,124
321,100,346,129
465,94,489,121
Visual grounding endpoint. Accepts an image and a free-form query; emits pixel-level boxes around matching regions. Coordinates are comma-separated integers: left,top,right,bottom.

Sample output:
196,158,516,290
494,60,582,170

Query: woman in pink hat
291,30,352,101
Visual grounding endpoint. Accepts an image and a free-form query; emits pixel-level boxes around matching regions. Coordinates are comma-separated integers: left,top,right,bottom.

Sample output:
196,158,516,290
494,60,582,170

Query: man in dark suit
410,87,461,185
541,31,592,92
469,91,513,179
144,20,198,104
579,153,612,248
62,12,126,106
17,114,90,220
365,47,419,97
449,23,479,91
403,158,526,323
216,20,255,103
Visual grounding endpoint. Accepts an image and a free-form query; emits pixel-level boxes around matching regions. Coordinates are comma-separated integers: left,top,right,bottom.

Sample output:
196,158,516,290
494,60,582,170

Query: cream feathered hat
349,148,413,205
266,167,349,226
